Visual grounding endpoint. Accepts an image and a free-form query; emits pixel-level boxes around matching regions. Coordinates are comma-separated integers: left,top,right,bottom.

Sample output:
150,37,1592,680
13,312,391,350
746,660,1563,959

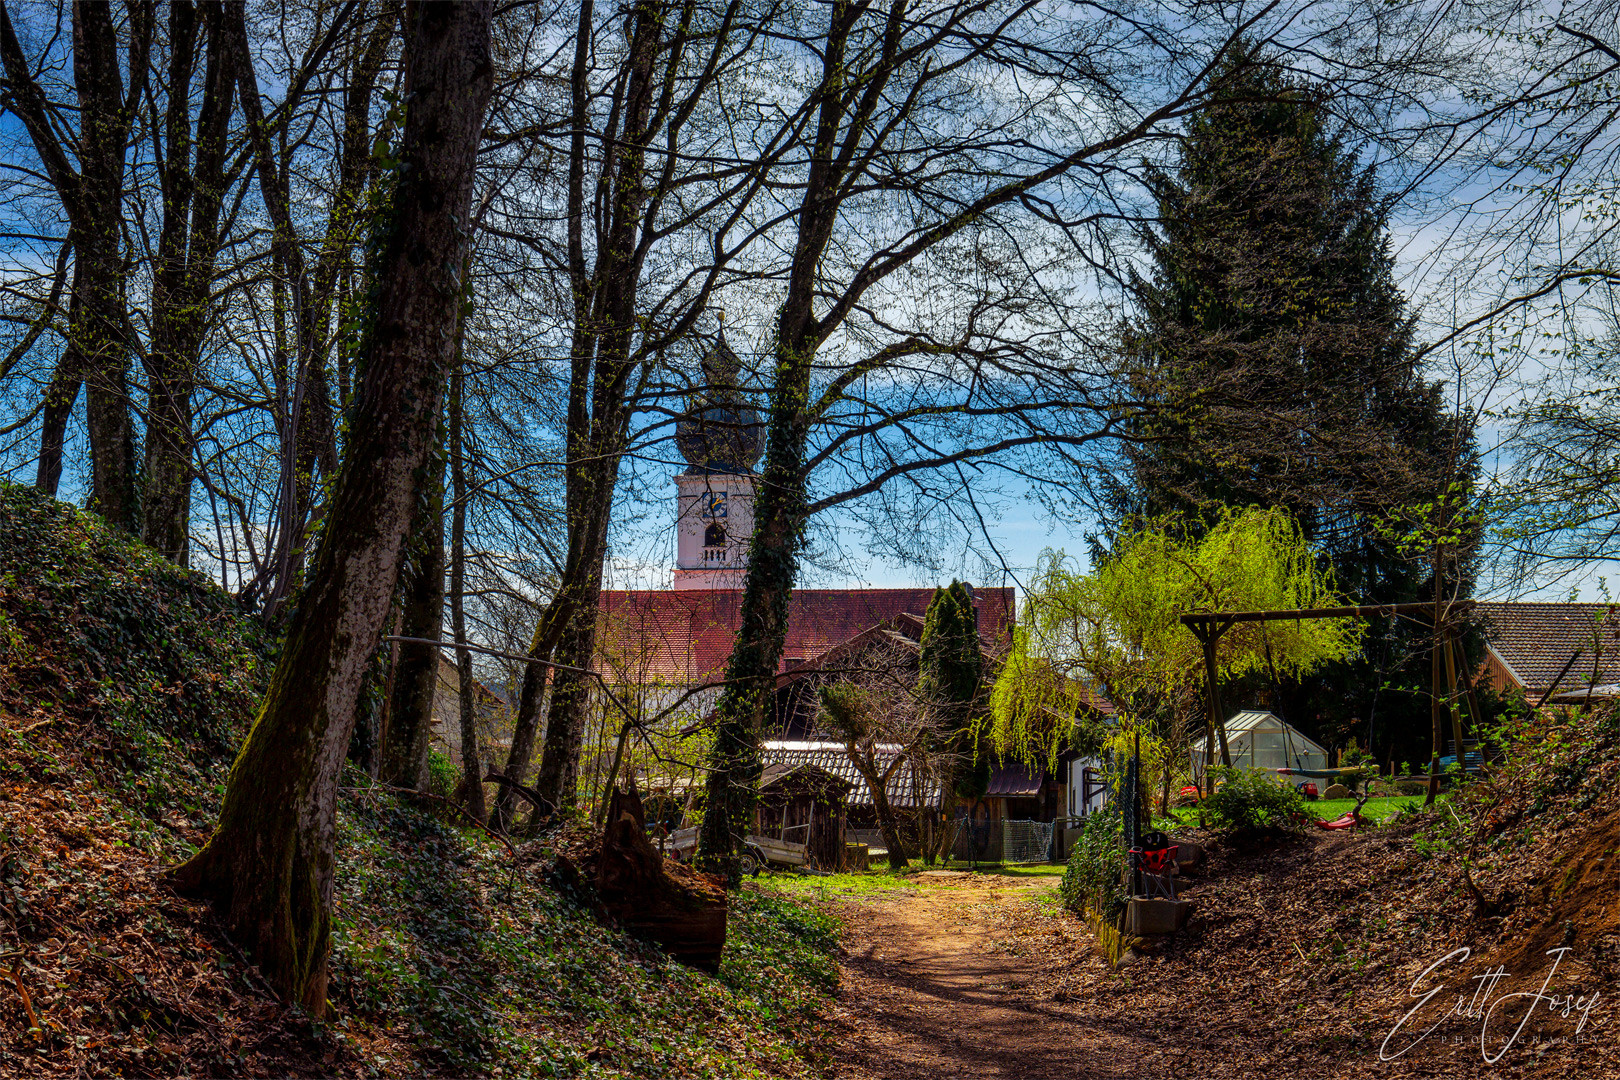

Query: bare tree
170,0,493,1013
693,0,1366,866
140,1,239,561
1,0,154,524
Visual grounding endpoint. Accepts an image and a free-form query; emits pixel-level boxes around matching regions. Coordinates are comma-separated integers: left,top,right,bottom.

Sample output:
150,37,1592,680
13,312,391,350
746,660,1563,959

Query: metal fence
1001,819,1055,865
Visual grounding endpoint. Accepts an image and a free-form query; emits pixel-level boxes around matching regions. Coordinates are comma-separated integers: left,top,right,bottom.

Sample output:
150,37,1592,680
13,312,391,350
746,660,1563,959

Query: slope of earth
0,483,837,1078
821,788,1620,1079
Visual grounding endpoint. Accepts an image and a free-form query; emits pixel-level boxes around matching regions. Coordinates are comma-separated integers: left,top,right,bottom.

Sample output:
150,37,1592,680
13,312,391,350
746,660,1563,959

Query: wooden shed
753,763,852,870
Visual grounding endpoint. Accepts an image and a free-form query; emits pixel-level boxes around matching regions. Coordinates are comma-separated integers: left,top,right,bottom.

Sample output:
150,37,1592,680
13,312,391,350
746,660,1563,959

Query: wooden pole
1453,635,1484,735
1201,627,1232,769
1442,625,1467,768
1426,548,1444,807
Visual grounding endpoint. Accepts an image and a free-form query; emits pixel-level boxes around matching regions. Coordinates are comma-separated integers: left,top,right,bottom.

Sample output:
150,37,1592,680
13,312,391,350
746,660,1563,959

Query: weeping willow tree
989,506,1363,782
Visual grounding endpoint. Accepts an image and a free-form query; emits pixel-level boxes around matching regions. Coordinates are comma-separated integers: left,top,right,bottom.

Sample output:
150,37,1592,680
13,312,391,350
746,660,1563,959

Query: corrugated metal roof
984,763,1044,798
761,739,946,811
759,762,854,792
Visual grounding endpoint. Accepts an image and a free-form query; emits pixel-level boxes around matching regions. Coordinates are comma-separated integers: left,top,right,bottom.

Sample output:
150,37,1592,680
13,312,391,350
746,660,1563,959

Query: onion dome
675,331,764,475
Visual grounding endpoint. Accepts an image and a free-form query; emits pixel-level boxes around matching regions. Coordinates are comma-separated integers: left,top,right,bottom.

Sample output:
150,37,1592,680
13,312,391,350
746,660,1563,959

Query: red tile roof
595,587,1015,684
1476,602,1620,694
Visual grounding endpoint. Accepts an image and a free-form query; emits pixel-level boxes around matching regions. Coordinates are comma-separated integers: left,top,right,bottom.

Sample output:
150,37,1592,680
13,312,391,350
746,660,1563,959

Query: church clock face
699,491,728,520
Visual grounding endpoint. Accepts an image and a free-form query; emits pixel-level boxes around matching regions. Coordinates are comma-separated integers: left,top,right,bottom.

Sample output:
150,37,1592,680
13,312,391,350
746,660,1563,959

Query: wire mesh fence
1001,819,1054,864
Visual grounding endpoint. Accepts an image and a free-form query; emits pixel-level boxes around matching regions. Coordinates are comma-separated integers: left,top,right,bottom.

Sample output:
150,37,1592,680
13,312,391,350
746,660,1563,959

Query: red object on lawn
1179,785,1201,803
1302,782,1319,798
1315,813,1359,830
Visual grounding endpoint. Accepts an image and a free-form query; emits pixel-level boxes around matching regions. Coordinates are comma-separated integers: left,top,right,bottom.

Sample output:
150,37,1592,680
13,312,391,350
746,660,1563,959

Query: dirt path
818,845,1620,1080
824,874,1156,1080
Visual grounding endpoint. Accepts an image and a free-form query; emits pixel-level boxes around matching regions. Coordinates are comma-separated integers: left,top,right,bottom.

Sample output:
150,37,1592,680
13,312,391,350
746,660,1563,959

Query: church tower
672,328,763,590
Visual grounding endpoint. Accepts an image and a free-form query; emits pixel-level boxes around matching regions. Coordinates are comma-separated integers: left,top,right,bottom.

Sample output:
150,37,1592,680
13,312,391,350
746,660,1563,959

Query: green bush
1059,804,1125,916
427,749,458,799
1203,766,1306,836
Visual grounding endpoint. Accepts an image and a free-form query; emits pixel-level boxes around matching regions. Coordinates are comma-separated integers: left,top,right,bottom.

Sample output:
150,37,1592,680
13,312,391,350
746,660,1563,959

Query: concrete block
1168,838,1204,868
1125,897,1193,936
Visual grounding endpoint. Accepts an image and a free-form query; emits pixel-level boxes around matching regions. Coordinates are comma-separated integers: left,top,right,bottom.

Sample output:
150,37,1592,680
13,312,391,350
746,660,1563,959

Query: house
1474,601,1620,703
427,654,514,772
758,739,947,832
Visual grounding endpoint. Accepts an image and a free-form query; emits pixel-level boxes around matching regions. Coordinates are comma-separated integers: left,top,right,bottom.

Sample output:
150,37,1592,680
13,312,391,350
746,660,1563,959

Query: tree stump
597,784,727,971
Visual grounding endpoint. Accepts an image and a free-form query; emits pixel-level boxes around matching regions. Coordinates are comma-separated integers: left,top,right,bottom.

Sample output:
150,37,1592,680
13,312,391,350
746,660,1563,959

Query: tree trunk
526,0,667,812
143,0,235,561
168,1,493,1015
73,2,149,532
695,334,812,864
848,751,910,871
490,633,552,830
229,0,385,618
35,266,85,497
449,356,486,822
0,2,152,527
697,8,867,865
379,455,445,790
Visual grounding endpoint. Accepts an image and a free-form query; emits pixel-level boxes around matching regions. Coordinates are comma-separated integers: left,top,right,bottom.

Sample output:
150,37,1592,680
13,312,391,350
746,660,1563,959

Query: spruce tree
1112,44,1477,764
919,581,989,799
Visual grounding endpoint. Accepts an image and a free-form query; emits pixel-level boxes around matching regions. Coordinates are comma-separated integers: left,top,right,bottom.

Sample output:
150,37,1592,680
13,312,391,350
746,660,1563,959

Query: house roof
596,587,1015,684
984,763,1044,798
1475,602,1620,694
761,739,946,811
759,762,855,793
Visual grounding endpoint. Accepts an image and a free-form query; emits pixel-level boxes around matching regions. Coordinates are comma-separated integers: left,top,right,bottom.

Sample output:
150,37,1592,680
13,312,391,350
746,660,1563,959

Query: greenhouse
1189,710,1329,788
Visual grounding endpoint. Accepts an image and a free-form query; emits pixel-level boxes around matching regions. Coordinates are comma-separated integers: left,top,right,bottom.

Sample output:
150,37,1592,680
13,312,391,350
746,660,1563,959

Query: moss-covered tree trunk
379,454,445,789
168,1,493,1015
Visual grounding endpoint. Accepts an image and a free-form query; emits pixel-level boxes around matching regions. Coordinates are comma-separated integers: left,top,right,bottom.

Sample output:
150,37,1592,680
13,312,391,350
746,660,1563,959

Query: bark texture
168,1,493,1014
449,363,486,821
379,459,445,790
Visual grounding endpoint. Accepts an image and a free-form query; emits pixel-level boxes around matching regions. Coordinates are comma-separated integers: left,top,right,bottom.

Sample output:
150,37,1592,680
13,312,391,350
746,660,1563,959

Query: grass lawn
1166,792,1443,828
758,861,1065,899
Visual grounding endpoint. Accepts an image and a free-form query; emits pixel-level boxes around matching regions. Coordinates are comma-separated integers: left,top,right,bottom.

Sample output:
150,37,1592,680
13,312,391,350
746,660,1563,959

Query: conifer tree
1111,43,1477,762
919,581,988,799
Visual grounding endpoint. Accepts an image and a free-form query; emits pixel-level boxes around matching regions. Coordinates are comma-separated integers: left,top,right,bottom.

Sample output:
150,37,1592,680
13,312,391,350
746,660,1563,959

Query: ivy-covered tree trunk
168,1,493,1015
379,457,445,790
696,347,813,865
